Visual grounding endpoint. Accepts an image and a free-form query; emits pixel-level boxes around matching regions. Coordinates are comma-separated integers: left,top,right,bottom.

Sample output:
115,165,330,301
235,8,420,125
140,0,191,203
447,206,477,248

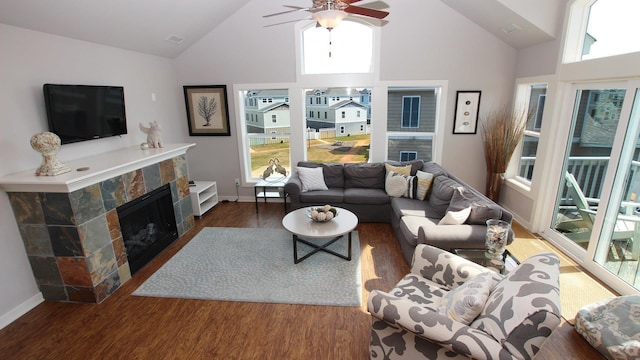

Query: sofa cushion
344,163,385,189
390,197,443,219
428,176,464,216
298,188,344,204
296,161,344,188
296,166,329,192
421,162,448,177
448,188,503,225
343,188,389,205
400,216,438,247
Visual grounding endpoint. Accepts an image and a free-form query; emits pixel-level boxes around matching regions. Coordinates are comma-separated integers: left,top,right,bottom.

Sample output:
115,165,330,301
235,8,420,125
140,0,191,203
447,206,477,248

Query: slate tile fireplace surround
0,144,195,304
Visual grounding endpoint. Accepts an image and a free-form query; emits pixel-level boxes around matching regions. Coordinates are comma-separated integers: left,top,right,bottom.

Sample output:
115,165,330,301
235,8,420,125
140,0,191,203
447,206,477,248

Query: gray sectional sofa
285,160,514,263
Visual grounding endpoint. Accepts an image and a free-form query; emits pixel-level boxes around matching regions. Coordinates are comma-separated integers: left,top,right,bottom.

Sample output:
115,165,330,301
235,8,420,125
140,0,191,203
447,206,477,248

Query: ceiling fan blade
340,0,364,4
264,18,313,28
263,6,309,18
344,5,389,19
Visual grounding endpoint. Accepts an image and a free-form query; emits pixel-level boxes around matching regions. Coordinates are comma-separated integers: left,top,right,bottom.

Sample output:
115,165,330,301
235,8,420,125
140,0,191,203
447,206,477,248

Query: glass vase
485,219,510,260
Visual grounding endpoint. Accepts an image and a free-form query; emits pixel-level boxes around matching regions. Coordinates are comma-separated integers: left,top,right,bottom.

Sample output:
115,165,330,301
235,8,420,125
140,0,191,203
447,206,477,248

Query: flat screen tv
43,84,128,144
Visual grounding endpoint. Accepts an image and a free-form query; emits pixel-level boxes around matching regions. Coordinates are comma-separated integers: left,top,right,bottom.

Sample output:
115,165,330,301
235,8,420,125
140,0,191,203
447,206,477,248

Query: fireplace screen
117,184,178,274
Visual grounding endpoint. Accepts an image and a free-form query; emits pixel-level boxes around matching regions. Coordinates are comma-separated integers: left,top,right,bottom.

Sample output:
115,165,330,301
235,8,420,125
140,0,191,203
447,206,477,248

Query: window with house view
387,88,437,162
517,84,547,181
305,88,372,163
239,89,291,180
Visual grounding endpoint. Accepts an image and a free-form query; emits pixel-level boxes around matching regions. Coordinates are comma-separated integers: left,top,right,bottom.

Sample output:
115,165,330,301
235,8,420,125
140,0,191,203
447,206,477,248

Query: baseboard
0,293,44,331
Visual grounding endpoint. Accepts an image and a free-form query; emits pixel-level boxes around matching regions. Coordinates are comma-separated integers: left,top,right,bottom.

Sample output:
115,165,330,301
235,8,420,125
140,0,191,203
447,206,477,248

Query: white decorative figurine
30,132,71,176
139,121,163,148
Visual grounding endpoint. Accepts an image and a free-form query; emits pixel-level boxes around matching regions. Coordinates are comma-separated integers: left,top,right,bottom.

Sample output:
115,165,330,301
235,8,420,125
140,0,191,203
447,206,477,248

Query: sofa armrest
410,244,491,289
368,290,506,360
284,173,302,202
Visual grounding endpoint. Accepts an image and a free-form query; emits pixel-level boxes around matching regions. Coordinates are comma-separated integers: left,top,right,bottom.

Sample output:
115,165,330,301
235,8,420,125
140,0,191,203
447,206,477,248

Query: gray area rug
132,227,362,306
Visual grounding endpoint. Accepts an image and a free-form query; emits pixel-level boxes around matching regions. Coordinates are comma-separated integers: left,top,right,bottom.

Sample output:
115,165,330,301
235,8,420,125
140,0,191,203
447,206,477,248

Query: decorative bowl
306,205,338,222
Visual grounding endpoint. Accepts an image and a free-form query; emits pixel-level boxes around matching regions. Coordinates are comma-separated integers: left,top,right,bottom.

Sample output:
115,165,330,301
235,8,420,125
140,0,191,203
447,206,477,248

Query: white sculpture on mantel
139,121,163,148
30,132,71,176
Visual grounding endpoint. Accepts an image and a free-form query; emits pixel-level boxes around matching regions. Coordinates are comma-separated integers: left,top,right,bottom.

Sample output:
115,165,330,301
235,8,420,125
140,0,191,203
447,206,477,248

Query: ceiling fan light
312,9,347,29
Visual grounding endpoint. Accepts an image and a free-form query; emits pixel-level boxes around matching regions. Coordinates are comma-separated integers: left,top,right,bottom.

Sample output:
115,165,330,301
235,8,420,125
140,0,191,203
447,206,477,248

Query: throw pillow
415,170,434,201
385,163,411,176
385,171,408,197
438,206,471,225
437,272,501,325
296,166,329,192
385,171,419,198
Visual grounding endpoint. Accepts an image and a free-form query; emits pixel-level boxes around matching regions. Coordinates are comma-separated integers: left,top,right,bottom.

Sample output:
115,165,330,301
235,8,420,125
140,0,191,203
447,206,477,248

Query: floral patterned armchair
368,244,561,360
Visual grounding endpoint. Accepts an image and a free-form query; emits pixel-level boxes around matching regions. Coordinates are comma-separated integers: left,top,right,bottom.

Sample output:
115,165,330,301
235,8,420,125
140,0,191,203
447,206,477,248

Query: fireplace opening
117,184,178,274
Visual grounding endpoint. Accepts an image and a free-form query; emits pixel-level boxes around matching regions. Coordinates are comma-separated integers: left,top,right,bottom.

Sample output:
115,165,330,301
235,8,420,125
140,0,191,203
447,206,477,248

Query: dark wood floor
0,202,603,359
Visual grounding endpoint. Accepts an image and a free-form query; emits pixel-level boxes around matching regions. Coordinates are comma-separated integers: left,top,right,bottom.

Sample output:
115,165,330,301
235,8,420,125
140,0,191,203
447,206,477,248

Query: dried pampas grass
480,105,528,201
480,105,528,175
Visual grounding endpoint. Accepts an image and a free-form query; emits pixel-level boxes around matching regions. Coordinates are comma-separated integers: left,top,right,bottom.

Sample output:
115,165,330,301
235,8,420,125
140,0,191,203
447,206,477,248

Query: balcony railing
519,156,640,200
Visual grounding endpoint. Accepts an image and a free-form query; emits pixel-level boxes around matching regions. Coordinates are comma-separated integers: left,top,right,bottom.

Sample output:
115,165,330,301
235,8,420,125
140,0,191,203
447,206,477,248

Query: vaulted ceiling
0,0,563,58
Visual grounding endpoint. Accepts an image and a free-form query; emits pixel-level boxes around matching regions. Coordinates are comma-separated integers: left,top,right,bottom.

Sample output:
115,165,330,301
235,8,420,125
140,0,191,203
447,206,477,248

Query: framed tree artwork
183,85,231,136
453,90,481,134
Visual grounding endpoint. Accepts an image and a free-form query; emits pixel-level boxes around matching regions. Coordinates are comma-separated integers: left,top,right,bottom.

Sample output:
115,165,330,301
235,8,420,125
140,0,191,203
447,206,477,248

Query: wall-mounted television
43,84,128,144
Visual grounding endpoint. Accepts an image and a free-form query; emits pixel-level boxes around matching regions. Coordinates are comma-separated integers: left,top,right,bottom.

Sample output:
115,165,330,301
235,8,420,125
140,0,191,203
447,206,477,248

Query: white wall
0,23,187,328
0,0,524,327
175,0,518,194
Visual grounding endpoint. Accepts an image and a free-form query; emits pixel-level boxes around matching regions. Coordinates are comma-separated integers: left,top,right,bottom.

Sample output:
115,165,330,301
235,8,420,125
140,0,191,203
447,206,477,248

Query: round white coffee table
282,207,358,264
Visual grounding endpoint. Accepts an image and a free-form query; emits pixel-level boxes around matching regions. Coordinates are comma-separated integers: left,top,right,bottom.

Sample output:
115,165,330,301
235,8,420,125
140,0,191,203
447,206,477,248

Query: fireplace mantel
0,143,195,193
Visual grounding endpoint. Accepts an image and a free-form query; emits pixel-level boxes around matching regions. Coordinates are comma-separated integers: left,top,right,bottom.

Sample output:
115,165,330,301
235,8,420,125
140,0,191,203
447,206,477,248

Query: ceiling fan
264,0,389,30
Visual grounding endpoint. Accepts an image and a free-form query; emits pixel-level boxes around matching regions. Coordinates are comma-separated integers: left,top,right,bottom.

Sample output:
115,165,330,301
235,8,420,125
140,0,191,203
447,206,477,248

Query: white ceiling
0,0,560,58
0,0,252,58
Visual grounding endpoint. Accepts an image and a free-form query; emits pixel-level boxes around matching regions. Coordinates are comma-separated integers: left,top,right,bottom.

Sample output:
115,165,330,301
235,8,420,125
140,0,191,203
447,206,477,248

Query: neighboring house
305,88,370,136
244,89,291,135
386,88,437,162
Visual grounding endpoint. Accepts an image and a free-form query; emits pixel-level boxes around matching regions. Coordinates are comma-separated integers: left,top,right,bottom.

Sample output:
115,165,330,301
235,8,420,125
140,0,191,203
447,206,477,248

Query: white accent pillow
385,171,408,197
296,167,329,192
437,272,501,325
438,206,471,225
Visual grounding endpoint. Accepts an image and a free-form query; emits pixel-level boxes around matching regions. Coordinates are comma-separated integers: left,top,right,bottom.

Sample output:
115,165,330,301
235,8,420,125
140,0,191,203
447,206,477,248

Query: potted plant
480,105,528,202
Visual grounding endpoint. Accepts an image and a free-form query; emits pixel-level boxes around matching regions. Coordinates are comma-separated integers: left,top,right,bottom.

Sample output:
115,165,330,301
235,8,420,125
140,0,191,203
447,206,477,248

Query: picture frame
453,90,481,134
183,85,231,136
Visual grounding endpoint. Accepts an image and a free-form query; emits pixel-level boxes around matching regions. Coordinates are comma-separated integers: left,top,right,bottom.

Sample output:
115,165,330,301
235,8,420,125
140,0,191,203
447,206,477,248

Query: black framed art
183,85,231,136
453,90,481,134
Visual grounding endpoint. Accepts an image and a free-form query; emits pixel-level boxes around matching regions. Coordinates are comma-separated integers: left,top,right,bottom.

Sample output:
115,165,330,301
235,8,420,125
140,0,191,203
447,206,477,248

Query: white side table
190,181,218,217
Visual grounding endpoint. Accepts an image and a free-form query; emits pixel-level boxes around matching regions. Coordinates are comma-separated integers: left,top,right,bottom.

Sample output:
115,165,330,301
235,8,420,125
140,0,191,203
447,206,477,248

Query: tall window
387,88,437,161
517,84,548,181
238,89,290,180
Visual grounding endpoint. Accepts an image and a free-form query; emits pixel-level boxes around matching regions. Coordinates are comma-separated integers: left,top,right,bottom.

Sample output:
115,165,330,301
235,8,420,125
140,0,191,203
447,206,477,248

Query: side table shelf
190,181,218,217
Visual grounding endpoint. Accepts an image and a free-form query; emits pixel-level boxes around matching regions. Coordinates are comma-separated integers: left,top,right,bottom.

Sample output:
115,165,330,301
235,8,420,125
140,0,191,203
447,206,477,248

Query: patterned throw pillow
437,272,501,325
415,170,434,200
438,206,471,225
296,166,329,192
